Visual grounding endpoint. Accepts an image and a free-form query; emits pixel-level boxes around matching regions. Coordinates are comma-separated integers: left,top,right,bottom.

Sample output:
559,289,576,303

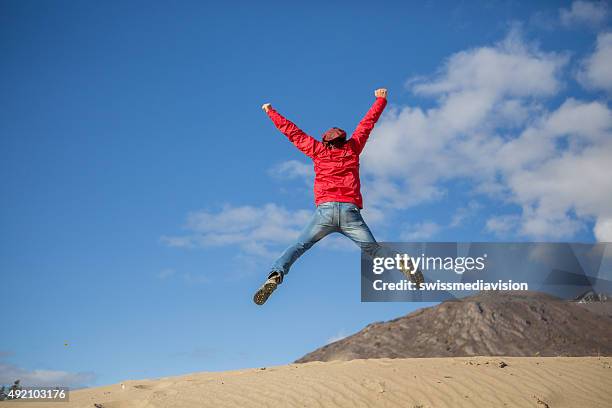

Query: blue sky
1,0,611,387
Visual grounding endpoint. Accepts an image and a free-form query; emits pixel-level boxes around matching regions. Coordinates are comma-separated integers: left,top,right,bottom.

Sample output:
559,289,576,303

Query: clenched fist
374,88,388,99
262,103,272,113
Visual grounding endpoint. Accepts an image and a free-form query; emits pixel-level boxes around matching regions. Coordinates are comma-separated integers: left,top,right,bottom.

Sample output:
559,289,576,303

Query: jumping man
254,88,423,305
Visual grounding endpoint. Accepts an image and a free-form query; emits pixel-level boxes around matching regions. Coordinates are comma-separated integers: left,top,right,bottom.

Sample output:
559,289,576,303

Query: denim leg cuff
268,270,284,284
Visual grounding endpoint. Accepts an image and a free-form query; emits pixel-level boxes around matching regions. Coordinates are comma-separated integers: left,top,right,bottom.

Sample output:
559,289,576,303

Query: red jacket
266,97,387,208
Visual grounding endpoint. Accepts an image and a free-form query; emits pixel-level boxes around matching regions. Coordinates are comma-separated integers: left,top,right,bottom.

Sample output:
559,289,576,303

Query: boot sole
399,264,425,289
411,269,425,288
253,281,277,305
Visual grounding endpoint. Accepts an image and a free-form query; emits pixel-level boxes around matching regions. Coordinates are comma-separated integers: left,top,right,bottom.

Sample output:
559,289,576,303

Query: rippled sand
5,357,612,408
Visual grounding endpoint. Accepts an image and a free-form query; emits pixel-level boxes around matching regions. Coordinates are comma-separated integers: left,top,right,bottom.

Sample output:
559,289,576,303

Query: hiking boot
253,272,283,305
398,258,425,288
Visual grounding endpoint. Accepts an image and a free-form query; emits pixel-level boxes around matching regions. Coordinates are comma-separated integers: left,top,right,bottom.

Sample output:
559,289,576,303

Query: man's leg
270,205,337,279
339,203,424,289
254,204,337,305
338,203,381,258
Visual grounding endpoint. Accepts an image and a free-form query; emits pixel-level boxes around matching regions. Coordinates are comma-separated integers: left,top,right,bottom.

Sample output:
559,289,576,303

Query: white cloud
486,215,521,237
364,29,568,203
594,216,612,241
560,1,609,28
268,160,314,184
362,28,612,241
411,28,566,99
577,32,612,92
0,362,95,388
160,203,312,257
401,221,442,240
511,148,611,237
450,201,482,227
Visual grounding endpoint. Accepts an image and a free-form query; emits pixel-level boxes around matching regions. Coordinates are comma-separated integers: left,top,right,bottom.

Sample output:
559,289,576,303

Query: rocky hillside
296,291,612,363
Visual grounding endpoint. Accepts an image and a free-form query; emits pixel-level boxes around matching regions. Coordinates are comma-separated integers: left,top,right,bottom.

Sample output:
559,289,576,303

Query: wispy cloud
577,32,612,93
401,221,442,241
268,160,314,185
161,203,312,257
485,214,521,237
560,1,609,28
0,362,95,388
450,201,482,228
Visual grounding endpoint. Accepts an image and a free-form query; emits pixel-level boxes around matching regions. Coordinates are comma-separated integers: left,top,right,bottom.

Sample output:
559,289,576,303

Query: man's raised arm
262,103,322,159
350,88,388,154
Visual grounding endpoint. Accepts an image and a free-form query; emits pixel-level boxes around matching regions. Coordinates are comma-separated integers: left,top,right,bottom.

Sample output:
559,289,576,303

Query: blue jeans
270,201,380,279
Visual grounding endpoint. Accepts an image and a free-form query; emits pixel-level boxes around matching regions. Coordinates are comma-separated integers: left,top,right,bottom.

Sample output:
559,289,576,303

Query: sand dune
5,357,611,407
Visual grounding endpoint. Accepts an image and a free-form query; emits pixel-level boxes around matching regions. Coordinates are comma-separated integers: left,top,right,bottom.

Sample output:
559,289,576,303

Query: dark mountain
296,291,612,363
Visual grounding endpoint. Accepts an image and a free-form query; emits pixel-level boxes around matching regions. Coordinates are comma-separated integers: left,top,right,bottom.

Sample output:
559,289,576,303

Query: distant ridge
574,290,612,318
296,291,612,363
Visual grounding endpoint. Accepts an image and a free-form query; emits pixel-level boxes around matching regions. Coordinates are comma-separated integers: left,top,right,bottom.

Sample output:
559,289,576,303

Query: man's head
322,127,347,148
